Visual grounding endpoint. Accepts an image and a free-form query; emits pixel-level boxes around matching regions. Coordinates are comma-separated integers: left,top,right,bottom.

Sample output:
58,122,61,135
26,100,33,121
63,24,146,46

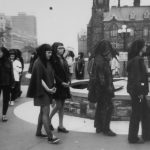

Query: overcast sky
0,0,150,53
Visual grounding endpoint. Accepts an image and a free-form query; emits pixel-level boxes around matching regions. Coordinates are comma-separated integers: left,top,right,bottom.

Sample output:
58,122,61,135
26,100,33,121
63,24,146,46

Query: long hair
128,39,145,60
51,42,64,56
0,47,9,59
36,44,52,67
93,39,113,57
68,50,75,58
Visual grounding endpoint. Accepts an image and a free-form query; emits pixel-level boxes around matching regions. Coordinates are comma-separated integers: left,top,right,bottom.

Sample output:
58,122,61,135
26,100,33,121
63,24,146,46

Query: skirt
34,94,52,106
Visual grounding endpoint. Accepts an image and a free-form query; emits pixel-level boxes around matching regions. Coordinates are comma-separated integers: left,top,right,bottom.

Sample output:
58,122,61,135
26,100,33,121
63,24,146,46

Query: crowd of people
0,38,150,145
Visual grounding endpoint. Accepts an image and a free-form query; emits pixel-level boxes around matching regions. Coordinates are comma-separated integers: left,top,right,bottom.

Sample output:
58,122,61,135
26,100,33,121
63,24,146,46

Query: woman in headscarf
49,42,71,133
88,39,116,136
127,39,150,143
27,44,60,144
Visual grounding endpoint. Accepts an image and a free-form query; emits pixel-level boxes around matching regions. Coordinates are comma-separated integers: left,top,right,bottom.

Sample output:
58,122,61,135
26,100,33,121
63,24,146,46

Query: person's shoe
36,133,48,138
103,129,117,136
48,137,60,144
50,124,54,131
2,115,8,122
9,101,15,106
57,127,69,133
129,137,144,144
96,128,102,133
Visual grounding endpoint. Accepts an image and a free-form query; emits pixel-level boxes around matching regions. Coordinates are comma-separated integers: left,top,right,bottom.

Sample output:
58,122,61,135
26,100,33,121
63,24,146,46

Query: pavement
0,85,150,150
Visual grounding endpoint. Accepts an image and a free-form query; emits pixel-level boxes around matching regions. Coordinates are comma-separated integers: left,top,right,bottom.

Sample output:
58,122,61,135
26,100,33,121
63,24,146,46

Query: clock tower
87,0,110,54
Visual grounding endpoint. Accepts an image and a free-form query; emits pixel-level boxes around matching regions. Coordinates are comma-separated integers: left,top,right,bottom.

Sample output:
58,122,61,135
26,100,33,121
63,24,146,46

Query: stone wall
64,94,133,121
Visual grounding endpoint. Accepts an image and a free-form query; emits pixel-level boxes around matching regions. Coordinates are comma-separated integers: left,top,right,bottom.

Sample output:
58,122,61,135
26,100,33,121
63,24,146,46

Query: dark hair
128,39,145,60
93,40,113,57
0,47,9,58
78,52,84,58
9,49,17,58
68,50,75,58
36,44,52,67
52,42,64,56
15,49,22,58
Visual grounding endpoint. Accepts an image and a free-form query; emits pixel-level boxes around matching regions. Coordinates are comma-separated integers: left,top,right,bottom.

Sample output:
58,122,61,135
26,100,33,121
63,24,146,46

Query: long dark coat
52,56,71,100
88,55,114,103
127,56,149,95
27,58,55,103
0,58,14,86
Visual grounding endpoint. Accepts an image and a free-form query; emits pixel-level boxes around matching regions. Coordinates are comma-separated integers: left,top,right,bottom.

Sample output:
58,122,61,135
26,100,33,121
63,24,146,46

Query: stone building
87,0,150,54
0,12,37,62
10,12,37,49
78,30,87,57
0,13,37,49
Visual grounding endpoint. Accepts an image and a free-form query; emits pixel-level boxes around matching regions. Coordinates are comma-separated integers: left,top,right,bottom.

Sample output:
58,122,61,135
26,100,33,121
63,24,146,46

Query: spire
133,0,140,6
118,0,120,7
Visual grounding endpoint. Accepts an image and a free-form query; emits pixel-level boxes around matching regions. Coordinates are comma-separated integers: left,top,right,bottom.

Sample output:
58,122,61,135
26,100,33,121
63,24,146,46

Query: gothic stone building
87,0,150,54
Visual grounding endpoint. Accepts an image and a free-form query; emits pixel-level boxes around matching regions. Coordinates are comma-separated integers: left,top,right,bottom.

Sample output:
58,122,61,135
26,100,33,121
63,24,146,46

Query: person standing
0,47,14,121
88,40,117,136
27,44,60,144
127,39,150,143
49,42,71,133
9,49,22,106
75,52,85,80
65,50,75,80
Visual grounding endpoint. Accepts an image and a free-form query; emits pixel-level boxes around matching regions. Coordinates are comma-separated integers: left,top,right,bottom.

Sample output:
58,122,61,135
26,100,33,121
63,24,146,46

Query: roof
104,6,150,21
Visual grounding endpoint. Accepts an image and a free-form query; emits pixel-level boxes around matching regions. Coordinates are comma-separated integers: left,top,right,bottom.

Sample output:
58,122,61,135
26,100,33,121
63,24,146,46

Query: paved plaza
0,84,150,150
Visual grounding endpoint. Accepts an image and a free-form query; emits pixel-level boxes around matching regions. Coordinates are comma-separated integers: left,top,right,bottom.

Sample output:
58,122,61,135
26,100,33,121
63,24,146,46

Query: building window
130,28,134,36
110,24,118,37
143,27,149,37
143,10,150,19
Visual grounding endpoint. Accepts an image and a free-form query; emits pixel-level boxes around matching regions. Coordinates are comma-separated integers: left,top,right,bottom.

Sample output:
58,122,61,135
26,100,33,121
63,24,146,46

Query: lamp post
118,25,131,76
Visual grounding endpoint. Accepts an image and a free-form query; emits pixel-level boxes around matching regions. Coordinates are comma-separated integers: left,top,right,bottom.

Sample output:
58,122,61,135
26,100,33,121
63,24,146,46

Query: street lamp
118,25,131,52
118,25,131,76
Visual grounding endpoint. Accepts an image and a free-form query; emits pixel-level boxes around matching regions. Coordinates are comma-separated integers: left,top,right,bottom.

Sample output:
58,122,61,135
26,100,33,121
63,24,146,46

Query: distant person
27,44,60,144
0,47,14,122
65,50,75,80
111,50,120,78
28,51,37,74
127,39,150,143
9,49,22,106
75,52,85,80
49,42,71,133
88,40,117,136
15,49,24,97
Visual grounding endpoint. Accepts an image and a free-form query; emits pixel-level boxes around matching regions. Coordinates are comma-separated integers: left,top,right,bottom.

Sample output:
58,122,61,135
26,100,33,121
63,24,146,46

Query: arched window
110,24,118,37
143,27,149,37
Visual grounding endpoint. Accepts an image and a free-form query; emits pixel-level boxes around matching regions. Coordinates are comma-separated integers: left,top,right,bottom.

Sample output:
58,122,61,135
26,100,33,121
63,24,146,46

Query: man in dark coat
88,40,116,136
127,39,150,143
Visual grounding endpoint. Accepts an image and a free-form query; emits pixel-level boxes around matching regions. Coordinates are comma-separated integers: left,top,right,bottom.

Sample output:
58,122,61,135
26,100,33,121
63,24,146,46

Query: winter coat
0,58,14,87
52,56,71,100
88,55,114,103
127,56,149,96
